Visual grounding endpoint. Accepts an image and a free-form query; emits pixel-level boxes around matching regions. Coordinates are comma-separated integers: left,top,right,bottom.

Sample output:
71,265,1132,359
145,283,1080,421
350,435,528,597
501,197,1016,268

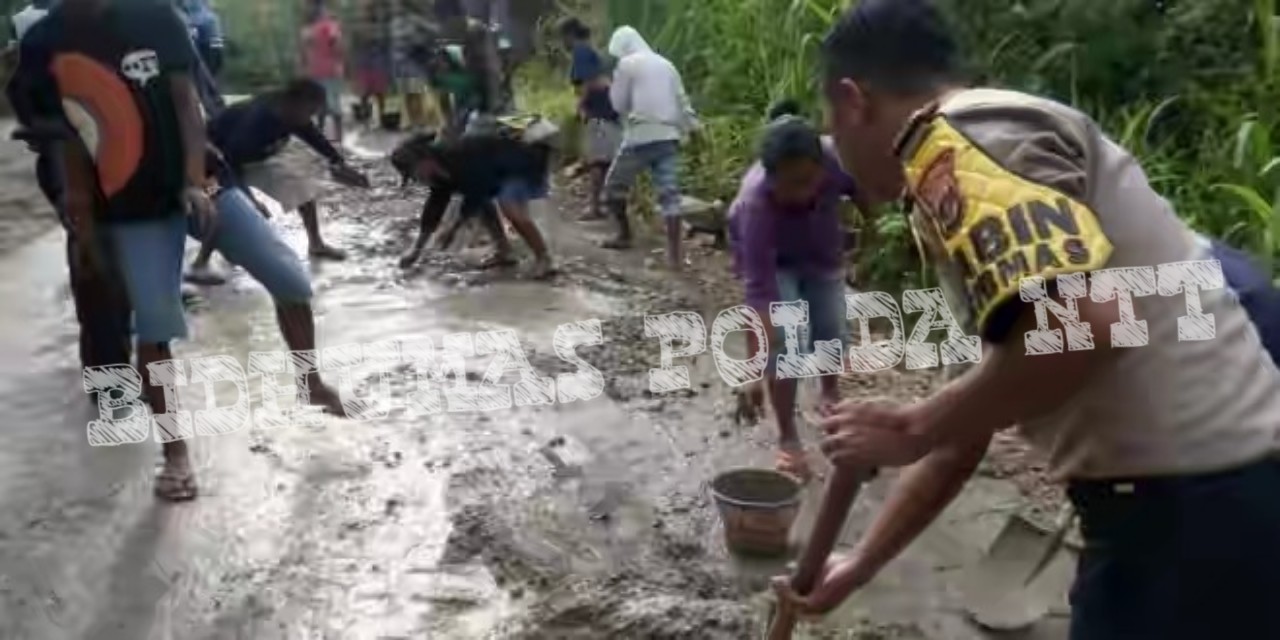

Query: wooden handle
766,467,871,640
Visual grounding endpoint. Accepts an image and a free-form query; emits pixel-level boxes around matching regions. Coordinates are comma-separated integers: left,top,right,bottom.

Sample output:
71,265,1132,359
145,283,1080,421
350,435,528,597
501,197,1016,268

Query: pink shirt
302,16,343,79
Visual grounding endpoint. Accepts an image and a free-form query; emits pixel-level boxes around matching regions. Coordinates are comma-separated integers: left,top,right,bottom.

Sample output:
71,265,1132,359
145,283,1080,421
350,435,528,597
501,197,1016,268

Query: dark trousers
1068,459,1280,640
37,148,133,370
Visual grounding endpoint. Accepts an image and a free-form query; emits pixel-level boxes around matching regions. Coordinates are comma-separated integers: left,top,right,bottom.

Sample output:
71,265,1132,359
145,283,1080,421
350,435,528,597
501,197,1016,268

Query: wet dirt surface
0,125,1068,639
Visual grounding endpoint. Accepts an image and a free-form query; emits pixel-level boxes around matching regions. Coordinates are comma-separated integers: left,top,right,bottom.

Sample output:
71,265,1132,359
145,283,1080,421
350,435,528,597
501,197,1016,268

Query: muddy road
0,127,1069,639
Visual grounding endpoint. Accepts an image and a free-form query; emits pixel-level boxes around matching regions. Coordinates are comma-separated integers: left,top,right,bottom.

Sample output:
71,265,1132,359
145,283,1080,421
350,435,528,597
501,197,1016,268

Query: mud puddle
0,129,1066,639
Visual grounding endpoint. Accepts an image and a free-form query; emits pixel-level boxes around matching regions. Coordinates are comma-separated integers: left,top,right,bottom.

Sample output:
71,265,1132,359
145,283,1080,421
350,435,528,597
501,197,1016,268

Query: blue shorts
498,176,550,204
767,270,847,374
101,214,189,344
102,189,313,344
318,78,343,116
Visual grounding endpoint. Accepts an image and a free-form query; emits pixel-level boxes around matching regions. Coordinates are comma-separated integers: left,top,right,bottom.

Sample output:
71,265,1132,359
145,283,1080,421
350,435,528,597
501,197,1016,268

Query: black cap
821,0,958,92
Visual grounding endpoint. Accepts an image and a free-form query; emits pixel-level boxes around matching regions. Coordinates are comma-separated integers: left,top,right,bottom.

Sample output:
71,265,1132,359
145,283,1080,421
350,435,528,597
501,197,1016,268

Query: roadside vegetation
4,0,1277,290
525,0,1280,291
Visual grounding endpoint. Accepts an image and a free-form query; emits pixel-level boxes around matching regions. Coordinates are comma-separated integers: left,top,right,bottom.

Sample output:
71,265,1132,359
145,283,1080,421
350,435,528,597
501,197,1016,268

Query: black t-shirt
430,133,550,199
18,1,195,222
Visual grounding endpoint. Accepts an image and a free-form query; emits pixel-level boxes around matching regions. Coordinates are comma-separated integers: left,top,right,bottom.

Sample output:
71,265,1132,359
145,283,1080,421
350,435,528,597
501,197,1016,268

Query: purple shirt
728,143,857,310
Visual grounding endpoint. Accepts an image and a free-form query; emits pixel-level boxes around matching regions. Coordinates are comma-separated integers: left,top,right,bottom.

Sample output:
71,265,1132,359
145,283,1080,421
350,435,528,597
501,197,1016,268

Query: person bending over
728,101,863,482
188,78,368,284
391,122,555,276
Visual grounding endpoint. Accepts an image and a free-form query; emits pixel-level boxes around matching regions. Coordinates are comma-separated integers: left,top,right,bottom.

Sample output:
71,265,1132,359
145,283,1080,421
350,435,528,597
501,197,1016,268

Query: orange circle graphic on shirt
50,52,144,198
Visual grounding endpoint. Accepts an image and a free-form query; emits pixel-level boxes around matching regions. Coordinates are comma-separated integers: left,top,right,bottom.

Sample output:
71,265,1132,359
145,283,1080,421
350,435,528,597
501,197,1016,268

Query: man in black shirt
186,79,368,284
391,124,554,275
18,0,217,501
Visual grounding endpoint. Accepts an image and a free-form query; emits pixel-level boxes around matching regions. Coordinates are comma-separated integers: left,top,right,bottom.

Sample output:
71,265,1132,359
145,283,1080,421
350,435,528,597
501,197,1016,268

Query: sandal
775,446,814,484
154,468,198,502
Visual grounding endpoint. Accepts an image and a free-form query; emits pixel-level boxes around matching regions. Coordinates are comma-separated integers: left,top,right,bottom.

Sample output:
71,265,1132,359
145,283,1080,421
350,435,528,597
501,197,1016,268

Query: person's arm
64,139,99,262
7,40,37,128
798,426,992,612
673,70,698,132
568,45,597,94
202,13,225,75
609,58,632,117
292,120,345,166
331,21,344,75
739,200,782,354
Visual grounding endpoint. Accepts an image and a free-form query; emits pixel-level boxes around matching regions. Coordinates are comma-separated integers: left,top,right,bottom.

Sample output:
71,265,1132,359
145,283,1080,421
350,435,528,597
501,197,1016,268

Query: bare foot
306,382,347,416
775,445,814,484
529,257,555,280
154,463,198,502
398,250,423,269
310,245,348,261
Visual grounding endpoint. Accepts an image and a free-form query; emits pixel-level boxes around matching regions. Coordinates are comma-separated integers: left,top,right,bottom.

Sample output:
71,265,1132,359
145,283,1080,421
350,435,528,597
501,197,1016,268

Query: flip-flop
775,447,814,484
154,469,198,502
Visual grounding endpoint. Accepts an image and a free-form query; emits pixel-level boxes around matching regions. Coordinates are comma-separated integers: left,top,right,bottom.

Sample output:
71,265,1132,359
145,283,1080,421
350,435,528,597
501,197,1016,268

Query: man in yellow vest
776,1,1280,638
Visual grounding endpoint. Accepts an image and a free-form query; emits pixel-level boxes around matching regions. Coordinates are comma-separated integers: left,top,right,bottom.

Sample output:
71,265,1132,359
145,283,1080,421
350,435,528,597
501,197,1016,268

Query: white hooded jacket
607,26,699,146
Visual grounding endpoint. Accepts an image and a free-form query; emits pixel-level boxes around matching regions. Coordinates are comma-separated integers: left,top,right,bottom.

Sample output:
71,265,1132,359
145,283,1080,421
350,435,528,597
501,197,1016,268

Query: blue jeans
603,140,681,218
205,188,313,304
767,270,847,373
104,188,313,344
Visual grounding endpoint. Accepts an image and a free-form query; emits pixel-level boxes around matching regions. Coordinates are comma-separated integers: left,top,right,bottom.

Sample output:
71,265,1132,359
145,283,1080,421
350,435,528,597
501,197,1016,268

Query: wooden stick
768,467,871,640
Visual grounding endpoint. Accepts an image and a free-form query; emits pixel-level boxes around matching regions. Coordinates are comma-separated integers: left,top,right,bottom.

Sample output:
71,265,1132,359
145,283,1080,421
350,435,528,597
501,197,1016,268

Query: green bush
578,0,1280,289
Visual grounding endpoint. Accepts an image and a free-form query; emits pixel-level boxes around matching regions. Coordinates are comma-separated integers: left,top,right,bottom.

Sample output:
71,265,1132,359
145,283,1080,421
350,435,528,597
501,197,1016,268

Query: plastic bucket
710,468,803,557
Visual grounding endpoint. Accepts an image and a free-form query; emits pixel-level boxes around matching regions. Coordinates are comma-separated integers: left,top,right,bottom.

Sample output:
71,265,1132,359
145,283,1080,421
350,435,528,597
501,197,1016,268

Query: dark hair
557,16,590,40
820,0,959,95
767,99,803,122
390,131,441,182
280,78,327,106
758,114,823,176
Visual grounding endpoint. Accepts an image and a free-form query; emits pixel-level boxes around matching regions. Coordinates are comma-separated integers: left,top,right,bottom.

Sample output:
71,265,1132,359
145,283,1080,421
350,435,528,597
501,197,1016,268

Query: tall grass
578,0,1280,288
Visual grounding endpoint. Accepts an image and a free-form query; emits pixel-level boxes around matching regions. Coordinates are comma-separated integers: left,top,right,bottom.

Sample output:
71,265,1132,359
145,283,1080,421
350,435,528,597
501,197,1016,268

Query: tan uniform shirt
898,89,1280,480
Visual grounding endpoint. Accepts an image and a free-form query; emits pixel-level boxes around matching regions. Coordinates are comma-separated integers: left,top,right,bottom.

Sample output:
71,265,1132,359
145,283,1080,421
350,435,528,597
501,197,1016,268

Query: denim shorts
498,176,550,204
318,78,343,116
101,214,189,344
102,189,313,345
603,139,681,218
766,270,848,374
206,188,313,304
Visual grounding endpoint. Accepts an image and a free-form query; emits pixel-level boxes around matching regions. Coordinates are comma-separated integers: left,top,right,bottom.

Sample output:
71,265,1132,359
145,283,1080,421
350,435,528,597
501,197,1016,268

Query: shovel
766,466,876,640
962,504,1078,631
